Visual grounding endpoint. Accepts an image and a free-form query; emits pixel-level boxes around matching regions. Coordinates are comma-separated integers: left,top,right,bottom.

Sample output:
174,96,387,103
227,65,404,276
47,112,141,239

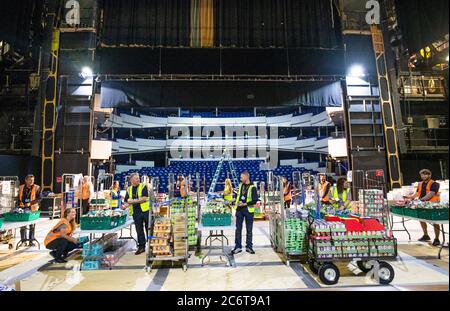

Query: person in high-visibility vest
330,177,352,211
282,177,292,208
174,175,183,198
180,177,189,198
223,178,234,204
318,174,331,205
77,176,93,215
404,169,441,246
110,181,122,209
45,207,79,263
231,171,258,255
18,174,42,247
123,172,150,255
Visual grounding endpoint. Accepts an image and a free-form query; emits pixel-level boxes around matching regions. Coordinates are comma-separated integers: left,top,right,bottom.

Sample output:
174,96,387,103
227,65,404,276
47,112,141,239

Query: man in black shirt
123,173,150,255
232,171,258,255
405,169,441,246
18,175,42,247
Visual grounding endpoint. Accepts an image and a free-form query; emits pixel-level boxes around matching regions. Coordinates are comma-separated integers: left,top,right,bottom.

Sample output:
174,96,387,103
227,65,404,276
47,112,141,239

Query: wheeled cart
145,194,189,273
306,228,397,285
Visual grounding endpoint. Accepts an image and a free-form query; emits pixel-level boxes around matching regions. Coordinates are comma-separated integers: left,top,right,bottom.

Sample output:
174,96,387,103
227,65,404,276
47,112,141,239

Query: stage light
80,66,93,78
348,65,365,77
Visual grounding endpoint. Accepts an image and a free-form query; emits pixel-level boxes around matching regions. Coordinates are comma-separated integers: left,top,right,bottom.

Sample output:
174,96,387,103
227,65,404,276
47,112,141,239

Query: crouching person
45,208,80,263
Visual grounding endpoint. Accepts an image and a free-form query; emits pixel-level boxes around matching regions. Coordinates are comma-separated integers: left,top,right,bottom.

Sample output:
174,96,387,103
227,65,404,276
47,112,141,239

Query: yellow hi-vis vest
127,183,149,216
331,187,350,209
235,183,256,213
223,184,233,202
110,190,119,208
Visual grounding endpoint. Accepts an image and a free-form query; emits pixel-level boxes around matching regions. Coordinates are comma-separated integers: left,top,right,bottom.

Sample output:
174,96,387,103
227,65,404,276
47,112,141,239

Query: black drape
0,0,44,52
100,0,341,48
214,0,340,48
101,0,191,47
395,0,449,53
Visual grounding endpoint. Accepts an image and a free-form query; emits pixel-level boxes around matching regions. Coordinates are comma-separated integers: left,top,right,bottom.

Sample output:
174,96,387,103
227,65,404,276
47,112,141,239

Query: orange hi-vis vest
284,183,292,202
44,218,73,247
417,180,440,202
78,183,91,200
319,182,330,203
180,180,189,197
19,185,40,211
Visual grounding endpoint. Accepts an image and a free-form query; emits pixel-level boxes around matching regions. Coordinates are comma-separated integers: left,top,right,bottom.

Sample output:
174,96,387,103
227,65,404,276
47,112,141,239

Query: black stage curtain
0,0,44,52
395,0,449,53
101,0,191,47
100,81,343,108
100,0,341,48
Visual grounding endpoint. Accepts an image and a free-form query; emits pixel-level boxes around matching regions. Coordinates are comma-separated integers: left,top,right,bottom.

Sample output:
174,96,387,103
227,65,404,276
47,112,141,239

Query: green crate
117,214,127,226
0,218,4,229
403,208,419,218
3,211,41,222
390,206,404,216
80,216,119,230
91,198,106,205
201,213,232,227
416,208,449,221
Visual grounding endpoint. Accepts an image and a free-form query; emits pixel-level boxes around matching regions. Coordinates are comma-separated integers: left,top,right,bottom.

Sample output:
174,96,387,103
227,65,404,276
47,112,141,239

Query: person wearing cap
404,169,441,246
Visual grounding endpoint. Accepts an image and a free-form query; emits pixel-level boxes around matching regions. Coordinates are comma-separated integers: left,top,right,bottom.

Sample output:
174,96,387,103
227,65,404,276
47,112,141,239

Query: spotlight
348,65,365,77
80,66,93,78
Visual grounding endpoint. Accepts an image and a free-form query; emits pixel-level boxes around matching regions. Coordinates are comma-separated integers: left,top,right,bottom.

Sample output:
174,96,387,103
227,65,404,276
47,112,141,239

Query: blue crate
82,243,103,258
82,260,101,270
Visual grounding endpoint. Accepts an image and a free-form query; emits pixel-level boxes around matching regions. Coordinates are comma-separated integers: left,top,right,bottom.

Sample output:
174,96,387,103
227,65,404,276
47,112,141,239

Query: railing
401,127,449,151
399,75,447,98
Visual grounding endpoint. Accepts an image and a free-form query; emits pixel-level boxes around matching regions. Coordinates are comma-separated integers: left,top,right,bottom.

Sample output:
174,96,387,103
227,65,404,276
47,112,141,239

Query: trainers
49,251,57,259
418,235,431,242
135,248,145,255
246,247,255,254
432,239,441,246
231,248,242,255
54,258,67,264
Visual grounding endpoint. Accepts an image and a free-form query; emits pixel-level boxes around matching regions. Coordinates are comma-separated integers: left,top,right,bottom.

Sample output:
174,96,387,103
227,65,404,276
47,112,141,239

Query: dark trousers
46,238,79,260
235,207,254,249
20,224,35,242
81,199,90,215
133,208,149,249
284,200,291,209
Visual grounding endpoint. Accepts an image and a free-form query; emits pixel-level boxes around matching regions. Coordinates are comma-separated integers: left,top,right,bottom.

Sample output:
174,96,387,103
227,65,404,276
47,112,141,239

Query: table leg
402,218,411,241
438,224,447,260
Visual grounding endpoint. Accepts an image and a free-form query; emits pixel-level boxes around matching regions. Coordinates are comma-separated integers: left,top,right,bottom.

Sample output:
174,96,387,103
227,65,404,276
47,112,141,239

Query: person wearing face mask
404,169,441,246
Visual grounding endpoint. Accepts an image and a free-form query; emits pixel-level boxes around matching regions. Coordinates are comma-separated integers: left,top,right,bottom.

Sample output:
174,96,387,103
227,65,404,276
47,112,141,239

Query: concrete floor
0,216,448,291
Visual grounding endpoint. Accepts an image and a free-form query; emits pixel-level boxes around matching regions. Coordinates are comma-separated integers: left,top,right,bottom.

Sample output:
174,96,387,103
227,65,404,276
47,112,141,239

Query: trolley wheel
8,243,13,250
182,263,188,272
145,266,152,273
318,263,340,285
308,260,319,274
286,260,290,267
357,260,374,273
373,261,395,285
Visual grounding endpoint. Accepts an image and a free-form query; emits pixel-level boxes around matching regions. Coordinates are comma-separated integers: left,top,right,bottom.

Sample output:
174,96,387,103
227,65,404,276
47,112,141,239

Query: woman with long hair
330,177,352,211
223,178,234,204
44,208,80,263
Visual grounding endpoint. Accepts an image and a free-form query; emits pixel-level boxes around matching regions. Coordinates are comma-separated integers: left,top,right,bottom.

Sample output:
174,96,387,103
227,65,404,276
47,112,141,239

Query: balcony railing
399,75,447,99
402,127,449,152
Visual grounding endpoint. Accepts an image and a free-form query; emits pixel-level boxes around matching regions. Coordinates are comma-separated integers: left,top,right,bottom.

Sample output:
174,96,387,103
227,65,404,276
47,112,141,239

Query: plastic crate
82,260,101,270
201,213,232,227
0,218,4,229
390,206,404,216
3,211,41,222
82,243,104,258
416,208,449,221
403,208,419,218
80,216,119,230
117,215,127,226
